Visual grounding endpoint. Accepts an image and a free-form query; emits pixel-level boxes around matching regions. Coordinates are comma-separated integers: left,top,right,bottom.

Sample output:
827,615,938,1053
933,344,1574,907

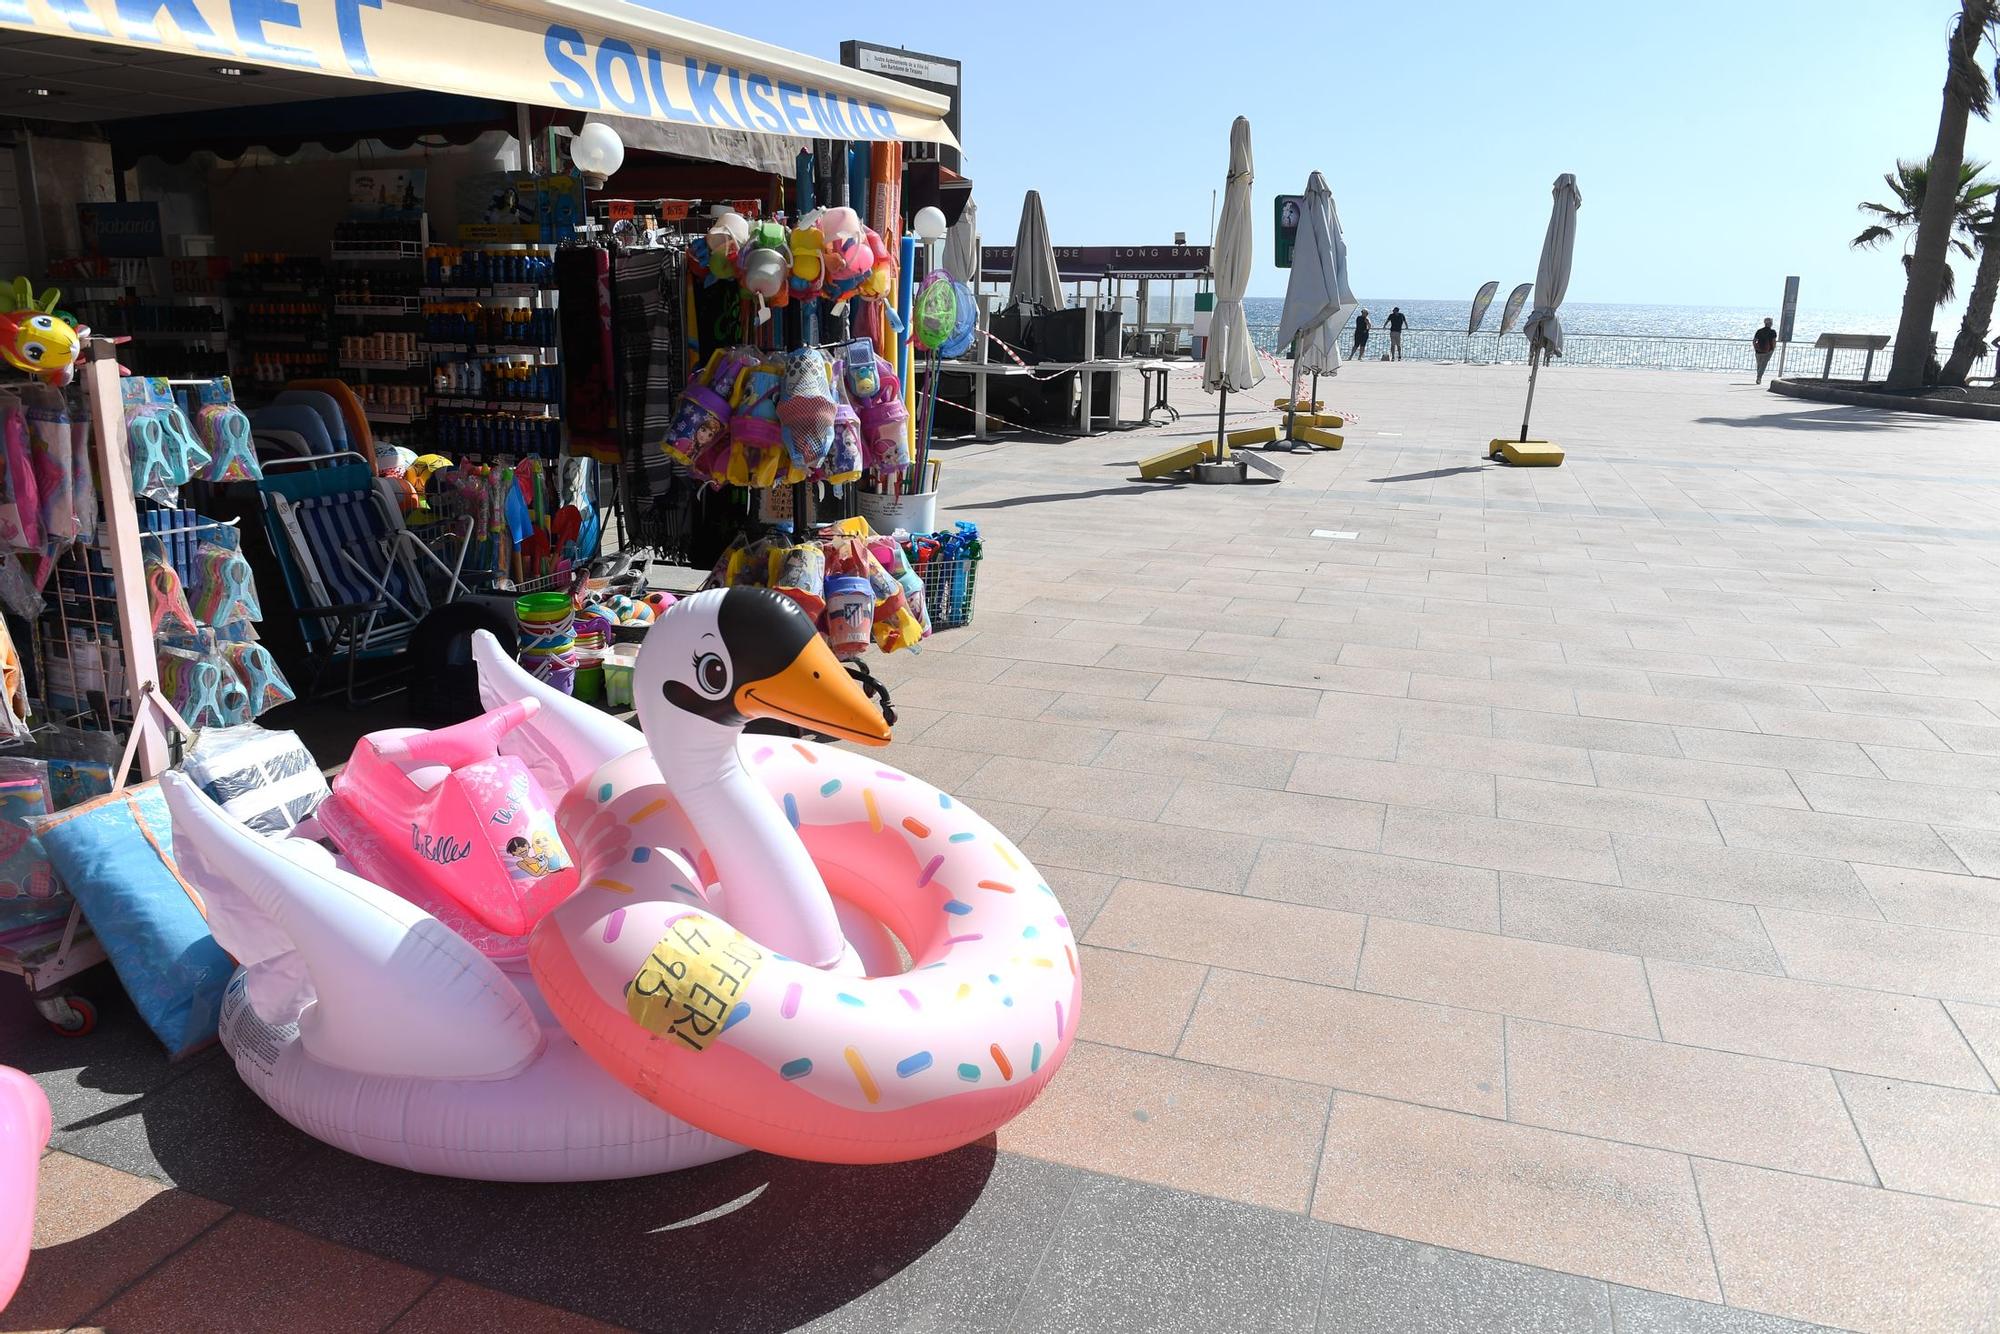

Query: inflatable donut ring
534,741,1078,1164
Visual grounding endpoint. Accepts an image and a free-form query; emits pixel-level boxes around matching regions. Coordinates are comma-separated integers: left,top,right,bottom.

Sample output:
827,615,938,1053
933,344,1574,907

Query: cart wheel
46,995,96,1037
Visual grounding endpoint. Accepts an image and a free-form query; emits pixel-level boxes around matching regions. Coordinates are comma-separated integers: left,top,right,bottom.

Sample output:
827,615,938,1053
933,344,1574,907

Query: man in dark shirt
1386,306,1408,359
1752,318,1778,383
1351,309,1372,360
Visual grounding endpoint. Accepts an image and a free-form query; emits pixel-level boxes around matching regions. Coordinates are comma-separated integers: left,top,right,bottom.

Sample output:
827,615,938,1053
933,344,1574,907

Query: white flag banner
1466,281,1500,335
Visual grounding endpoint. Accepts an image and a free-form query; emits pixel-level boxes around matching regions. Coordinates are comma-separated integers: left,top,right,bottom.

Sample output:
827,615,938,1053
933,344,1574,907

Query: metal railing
1245,324,1990,380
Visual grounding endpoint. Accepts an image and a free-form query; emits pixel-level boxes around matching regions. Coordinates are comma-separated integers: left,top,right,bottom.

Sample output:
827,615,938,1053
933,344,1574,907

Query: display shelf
432,398,558,414
420,341,559,362
420,285,557,300
102,329,227,342
331,242,424,261
334,297,423,317
362,407,426,423
338,356,426,371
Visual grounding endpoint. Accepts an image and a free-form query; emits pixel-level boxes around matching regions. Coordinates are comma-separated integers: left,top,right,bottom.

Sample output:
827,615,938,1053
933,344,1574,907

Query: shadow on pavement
1369,465,1495,483
9,976,1004,1332
1693,407,1925,431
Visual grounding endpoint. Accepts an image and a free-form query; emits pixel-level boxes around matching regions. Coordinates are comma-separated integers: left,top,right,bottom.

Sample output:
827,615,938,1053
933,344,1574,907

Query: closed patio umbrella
942,198,980,284
1009,190,1062,312
1517,173,1581,442
1276,170,1355,441
1203,116,1263,454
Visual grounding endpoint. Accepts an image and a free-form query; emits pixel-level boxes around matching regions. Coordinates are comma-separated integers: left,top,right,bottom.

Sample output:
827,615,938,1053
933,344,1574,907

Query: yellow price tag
626,915,765,1053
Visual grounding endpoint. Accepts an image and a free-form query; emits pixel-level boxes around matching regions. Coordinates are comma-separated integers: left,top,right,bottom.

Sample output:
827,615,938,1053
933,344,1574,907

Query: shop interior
0,15,983,1033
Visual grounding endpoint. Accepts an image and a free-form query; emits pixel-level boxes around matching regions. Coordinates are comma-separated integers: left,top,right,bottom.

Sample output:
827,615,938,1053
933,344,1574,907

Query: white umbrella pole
1284,338,1302,440
1519,347,1543,442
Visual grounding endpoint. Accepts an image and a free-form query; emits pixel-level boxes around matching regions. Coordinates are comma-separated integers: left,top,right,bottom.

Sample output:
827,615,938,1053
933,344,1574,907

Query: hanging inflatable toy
702,210,750,284
476,589,1081,1165
0,279,82,386
738,221,791,325
912,272,979,359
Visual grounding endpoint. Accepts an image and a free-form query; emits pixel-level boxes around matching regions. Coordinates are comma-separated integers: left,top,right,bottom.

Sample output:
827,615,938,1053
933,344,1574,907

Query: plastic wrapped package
0,757,65,936
179,724,329,837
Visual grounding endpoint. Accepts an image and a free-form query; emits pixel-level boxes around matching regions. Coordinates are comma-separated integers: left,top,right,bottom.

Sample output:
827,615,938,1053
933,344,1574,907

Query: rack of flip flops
112,375,295,729
376,446,602,592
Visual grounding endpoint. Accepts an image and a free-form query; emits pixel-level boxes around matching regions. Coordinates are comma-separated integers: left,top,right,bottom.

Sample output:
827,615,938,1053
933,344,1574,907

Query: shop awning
0,0,955,145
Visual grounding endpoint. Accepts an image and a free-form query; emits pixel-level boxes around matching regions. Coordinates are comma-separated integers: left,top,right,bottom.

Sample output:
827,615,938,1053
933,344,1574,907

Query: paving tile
1211,710,1403,761
1645,960,1993,1090
1937,823,2000,877
1854,863,2000,934
1613,834,1883,915
1607,1286,1840,1334
1506,1021,1872,1180
1024,812,1264,894
1793,771,2000,830
1160,780,1384,852
1578,690,1759,731
390,1279,627,1333
1813,683,1999,725
1834,1072,2000,1207
1747,704,1950,748
1397,730,1596,783
1108,645,1260,680
1075,945,1207,1055
1708,802,1966,874
884,680,1056,720
1382,807,1620,883
1289,751,1495,815
1863,741,2000,789
1318,691,1494,738
1499,873,1784,973
1178,967,1505,1116
1494,709,1683,758
996,1041,1331,1213
1012,1174,1332,1334
1946,1001,2000,1085
3,972,199,1142
949,632,1109,667
1053,619,1203,651
1648,674,1823,713
1319,1223,1613,1334
92,1212,435,1333
1038,865,1119,934
1672,727,1880,778
11,1152,229,1333
1095,729,1300,788
1759,908,2000,1004
1695,1158,2000,1333
1150,673,1324,717
1496,776,1720,842
1408,673,1580,715
1588,750,1805,807
1040,691,1224,739
916,713,1112,766
1247,658,1415,698
992,659,1165,700
877,740,1011,790
962,753,1180,822
1356,918,1657,1038
1313,1093,1719,1301
1249,841,1501,932
1338,643,1493,680
1086,879,1364,985
956,796,1046,845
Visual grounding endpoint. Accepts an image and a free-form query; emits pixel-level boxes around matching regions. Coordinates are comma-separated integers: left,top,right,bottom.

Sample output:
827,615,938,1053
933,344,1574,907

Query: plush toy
0,280,82,386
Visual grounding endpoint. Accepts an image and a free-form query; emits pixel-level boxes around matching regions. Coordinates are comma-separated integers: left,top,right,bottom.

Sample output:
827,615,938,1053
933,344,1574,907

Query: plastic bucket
857,489,938,537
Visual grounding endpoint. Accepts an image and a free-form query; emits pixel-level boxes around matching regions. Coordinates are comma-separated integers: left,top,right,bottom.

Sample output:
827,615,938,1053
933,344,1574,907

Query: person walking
1386,306,1408,360
1351,309,1372,361
1752,317,1778,383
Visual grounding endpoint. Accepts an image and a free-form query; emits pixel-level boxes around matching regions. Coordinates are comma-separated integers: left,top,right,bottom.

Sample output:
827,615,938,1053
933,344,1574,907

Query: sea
1098,294,1912,374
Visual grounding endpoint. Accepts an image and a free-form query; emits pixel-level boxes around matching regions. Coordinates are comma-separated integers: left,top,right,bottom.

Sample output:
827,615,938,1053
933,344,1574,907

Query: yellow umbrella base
1228,425,1281,448
1489,439,1565,467
1299,413,1344,429
1274,398,1323,411
1139,441,1214,479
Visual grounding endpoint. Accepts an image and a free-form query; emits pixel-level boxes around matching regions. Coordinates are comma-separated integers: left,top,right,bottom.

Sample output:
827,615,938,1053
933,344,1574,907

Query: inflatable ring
501,587,1081,1164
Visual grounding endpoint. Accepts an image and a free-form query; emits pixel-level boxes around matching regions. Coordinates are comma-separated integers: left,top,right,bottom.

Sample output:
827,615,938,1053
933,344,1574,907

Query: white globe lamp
572,122,626,188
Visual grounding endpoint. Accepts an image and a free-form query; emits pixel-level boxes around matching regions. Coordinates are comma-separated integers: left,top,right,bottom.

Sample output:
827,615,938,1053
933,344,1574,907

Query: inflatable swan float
164,587,1079,1179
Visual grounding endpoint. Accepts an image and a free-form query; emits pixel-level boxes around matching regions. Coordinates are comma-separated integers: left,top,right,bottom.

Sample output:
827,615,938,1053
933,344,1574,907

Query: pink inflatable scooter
317,699,579,952
0,1066,50,1312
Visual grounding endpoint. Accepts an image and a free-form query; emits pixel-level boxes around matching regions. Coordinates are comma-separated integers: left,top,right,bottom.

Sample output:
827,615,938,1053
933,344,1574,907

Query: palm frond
1853,225,1896,250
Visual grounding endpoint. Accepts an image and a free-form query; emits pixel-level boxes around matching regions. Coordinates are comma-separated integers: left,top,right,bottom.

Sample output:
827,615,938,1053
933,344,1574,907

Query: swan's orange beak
736,635,891,747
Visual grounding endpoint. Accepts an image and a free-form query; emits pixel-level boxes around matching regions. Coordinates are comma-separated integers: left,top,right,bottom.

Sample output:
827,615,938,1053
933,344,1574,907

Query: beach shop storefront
0,0,954,145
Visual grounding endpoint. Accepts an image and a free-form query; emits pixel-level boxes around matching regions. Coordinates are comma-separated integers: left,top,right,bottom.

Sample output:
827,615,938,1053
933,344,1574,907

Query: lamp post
570,122,625,190
912,205,947,279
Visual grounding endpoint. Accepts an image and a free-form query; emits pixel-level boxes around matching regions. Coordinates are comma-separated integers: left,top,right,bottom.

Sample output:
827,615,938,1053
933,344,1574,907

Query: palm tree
1852,158,1996,307
1942,213,2000,384
1885,0,1996,390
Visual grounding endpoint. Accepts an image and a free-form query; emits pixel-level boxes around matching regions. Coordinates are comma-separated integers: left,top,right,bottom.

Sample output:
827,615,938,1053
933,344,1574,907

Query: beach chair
258,455,469,704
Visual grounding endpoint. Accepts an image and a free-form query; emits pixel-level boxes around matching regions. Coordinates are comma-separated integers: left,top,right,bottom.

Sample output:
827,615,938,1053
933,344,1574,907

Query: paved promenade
12,361,2000,1331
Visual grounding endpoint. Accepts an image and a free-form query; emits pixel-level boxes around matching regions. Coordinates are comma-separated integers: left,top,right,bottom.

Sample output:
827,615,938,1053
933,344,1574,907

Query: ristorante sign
980,245,1212,281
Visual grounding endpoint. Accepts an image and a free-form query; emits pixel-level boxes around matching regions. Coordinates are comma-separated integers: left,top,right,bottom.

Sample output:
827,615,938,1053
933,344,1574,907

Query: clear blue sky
705,2,1997,318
